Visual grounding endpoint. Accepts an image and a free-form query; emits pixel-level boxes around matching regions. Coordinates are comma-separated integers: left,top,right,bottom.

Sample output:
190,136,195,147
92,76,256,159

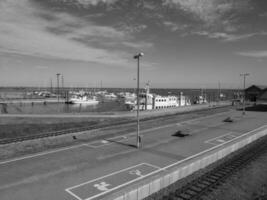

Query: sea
0,87,239,114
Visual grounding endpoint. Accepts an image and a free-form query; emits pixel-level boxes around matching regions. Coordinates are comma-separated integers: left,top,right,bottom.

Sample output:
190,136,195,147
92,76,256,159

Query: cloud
163,21,187,32
45,12,126,41
42,11,154,53
193,31,267,42
72,0,118,6
35,65,49,70
119,24,148,34
51,0,118,7
122,42,153,49
164,0,228,22
0,0,131,65
163,0,250,32
259,12,267,17
236,51,267,58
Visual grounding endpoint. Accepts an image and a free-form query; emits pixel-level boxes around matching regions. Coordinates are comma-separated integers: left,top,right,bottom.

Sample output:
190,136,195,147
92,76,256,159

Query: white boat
126,83,190,110
124,100,136,110
67,95,99,104
103,93,117,99
123,92,136,100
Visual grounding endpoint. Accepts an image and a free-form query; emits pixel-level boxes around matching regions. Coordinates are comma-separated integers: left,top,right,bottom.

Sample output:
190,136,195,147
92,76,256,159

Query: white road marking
129,169,143,177
66,163,160,190
206,141,219,145
205,132,236,145
84,135,136,148
65,163,161,200
97,149,137,160
85,169,161,200
84,143,101,148
66,190,83,200
94,182,111,191
0,144,85,165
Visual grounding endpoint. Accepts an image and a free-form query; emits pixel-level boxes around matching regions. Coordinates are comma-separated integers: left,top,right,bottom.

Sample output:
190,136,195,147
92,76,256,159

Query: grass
0,117,130,139
0,105,232,140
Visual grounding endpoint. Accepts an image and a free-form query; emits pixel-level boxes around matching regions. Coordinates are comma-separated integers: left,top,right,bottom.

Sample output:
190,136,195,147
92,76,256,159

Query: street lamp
240,73,249,115
133,52,144,148
56,73,60,102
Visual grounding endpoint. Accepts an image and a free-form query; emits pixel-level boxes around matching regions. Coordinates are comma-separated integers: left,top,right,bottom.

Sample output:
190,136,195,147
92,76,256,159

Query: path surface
0,110,266,200
0,102,230,118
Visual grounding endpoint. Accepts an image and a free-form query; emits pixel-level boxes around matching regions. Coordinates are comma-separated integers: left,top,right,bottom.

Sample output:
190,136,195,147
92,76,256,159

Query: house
257,89,267,104
245,85,267,102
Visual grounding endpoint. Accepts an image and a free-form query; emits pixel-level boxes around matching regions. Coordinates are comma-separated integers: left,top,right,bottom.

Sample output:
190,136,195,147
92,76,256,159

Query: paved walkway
0,102,231,118
0,110,265,200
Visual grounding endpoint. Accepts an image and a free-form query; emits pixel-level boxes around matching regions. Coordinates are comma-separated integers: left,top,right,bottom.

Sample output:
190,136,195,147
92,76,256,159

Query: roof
246,85,267,91
256,85,267,90
259,90,267,100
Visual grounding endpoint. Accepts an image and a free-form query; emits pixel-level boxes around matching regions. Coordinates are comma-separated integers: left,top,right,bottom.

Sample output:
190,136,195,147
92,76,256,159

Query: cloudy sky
0,0,267,88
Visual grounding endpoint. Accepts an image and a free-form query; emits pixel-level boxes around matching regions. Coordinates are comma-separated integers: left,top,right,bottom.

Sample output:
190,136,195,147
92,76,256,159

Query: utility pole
50,78,53,93
240,73,249,115
56,73,60,102
199,87,204,103
61,74,64,98
133,52,144,149
218,81,221,103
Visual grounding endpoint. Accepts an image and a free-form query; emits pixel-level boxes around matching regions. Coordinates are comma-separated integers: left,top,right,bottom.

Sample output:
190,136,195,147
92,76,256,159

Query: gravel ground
145,136,267,200
205,150,267,200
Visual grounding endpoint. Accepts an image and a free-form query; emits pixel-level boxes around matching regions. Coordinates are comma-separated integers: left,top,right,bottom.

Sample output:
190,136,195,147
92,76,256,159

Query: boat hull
68,100,99,104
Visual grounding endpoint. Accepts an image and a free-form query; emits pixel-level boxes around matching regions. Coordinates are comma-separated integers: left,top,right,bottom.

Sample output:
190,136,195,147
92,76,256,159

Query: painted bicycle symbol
94,182,111,191
129,169,143,177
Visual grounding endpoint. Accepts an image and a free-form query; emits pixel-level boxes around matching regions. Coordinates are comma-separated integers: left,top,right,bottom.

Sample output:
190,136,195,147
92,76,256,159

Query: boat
124,100,136,110
125,83,190,110
103,93,117,99
66,95,99,104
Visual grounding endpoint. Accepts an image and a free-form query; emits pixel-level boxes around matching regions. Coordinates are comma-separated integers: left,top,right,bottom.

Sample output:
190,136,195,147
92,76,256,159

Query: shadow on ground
105,139,137,148
237,104,267,112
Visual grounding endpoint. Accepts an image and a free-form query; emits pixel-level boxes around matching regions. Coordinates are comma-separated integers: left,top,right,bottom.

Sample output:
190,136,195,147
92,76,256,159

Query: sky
0,0,267,89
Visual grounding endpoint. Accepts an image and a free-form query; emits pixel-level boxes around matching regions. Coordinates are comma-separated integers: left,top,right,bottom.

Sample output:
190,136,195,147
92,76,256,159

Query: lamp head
133,52,144,59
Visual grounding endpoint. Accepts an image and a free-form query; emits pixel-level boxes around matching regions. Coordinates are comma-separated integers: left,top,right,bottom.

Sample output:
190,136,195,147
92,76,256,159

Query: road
0,110,266,200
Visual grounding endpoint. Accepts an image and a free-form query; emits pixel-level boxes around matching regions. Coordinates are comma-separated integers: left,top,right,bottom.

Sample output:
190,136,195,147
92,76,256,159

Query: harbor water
0,88,238,114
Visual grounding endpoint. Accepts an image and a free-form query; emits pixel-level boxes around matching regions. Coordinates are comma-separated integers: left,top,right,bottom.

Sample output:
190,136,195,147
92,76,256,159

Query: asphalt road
0,110,266,200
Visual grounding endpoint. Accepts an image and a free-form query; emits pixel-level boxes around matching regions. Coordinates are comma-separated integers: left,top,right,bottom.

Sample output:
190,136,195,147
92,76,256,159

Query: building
257,89,267,104
245,85,267,102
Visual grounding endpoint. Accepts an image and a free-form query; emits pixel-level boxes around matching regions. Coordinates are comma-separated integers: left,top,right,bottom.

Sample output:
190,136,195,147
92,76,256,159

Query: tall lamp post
240,73,249,115
56,73,60,102
61,74,64,98
133,52,144,148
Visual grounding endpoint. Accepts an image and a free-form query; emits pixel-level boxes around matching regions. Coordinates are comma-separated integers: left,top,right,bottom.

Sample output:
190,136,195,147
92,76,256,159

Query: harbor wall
138,101,231,118
110,126,267,200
